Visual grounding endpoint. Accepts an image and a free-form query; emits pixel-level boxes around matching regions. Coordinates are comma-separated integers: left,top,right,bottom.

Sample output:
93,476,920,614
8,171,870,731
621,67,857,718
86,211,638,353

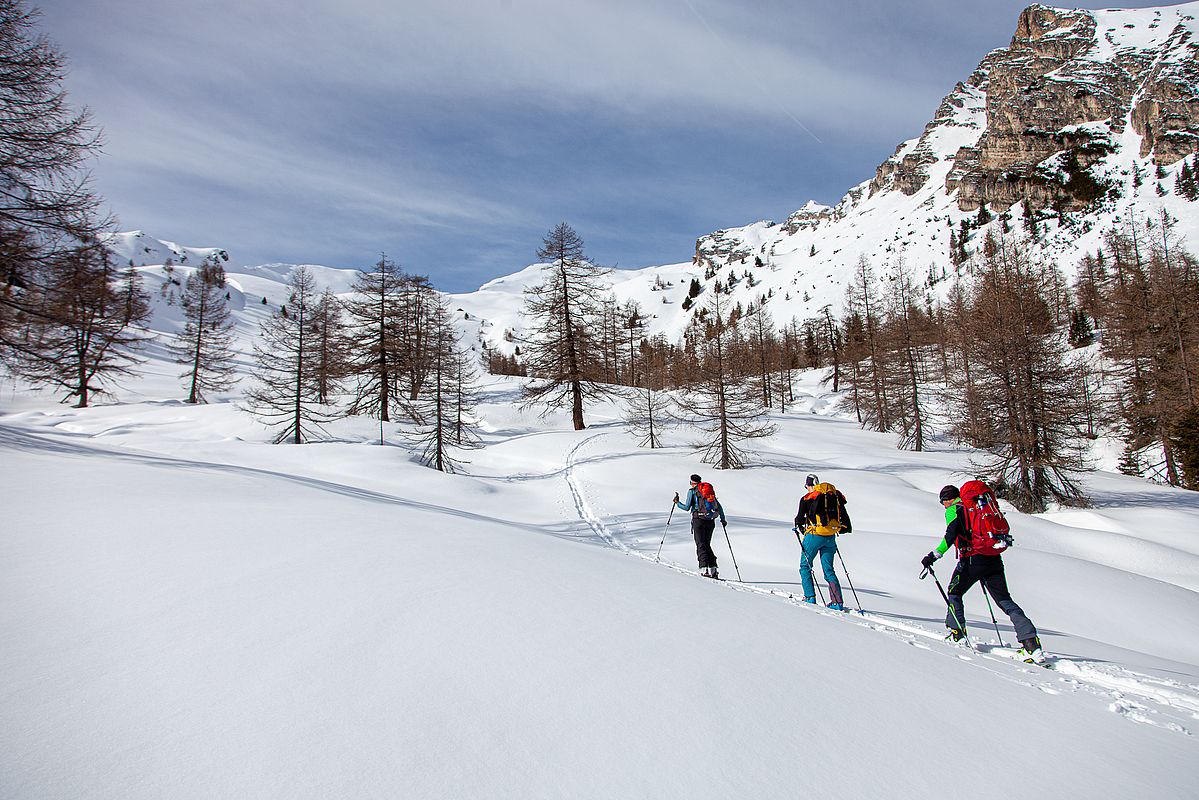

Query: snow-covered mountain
683,2,1199,322
103,4,1199,357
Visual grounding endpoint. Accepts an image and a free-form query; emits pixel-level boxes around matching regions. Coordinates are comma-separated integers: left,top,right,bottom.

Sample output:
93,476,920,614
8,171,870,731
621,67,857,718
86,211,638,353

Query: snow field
3,367,1199,798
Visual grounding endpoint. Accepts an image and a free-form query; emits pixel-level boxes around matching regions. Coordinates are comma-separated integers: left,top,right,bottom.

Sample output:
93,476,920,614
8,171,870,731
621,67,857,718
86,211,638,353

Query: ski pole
980,582,1006,646
654,502,676,561
836,546,863,613
721,521,742,582
919,564,971,647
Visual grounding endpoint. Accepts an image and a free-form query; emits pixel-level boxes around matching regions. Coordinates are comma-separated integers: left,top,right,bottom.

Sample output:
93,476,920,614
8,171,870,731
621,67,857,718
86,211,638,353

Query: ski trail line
563,433,1199,738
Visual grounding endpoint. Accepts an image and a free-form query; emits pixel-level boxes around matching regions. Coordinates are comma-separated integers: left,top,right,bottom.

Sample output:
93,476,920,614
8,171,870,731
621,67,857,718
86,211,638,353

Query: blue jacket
676,487,726,525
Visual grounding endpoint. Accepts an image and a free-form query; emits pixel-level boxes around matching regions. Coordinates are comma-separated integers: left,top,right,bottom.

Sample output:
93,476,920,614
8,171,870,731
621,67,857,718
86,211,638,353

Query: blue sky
39,0,1172,292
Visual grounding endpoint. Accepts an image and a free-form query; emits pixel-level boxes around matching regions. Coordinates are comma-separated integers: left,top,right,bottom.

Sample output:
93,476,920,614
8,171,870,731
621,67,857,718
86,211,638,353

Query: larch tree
0,0,113,369
743,302,777,408
344,254,407,438
521,222,615,429
310,287,349,406
683,292,777,469
169,257,237,404
245,266,335,444
411,293,481,472
841,256,891,432
16,242,149,407
624,334,675,449
1101,216,1199,485
881,260,929,451
396,273,436,402
954,235,1090,511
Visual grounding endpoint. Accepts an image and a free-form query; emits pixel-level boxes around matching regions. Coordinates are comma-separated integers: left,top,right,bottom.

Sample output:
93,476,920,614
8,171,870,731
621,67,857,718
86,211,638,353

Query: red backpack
695,481,719,520
957,479,1013,557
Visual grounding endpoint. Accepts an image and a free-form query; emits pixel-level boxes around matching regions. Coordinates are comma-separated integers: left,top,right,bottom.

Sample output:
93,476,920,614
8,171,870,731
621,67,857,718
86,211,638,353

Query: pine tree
1067,309,1095,349
622,299,647,388
1173,160,1194,200
169,258,237,403
245,267,336,444
976,203,992,226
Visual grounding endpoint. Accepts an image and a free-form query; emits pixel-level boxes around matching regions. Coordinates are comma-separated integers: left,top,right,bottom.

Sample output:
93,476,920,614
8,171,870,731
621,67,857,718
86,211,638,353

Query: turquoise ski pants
800,533,843,605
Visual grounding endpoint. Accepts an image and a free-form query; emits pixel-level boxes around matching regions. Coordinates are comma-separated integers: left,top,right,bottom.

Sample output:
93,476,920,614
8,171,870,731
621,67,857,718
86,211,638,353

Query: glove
673,492,680,504
921,552,938,570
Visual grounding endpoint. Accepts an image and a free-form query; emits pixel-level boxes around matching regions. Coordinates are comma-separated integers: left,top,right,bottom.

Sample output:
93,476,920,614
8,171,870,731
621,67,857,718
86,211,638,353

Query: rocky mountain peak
684,3,1199,329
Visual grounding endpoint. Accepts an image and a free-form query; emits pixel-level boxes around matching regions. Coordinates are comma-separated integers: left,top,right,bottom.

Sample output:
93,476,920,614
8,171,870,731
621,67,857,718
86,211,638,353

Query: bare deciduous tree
0,0,113,368
344,255,407,435
683,293,776,469
411,293,481,472
15,243,148,406
953,235,1090,511
169,258,237,403
521,222,615,429
245,267,336,444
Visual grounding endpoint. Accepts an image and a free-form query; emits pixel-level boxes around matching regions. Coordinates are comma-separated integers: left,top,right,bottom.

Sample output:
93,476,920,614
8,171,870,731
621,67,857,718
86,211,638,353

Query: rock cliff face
687,3,1199,326
953,4,1198,212
866,4,1199,213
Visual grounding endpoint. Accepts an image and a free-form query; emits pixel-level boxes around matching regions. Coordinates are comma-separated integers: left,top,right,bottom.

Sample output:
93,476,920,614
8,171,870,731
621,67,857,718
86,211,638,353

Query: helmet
805,473,819,488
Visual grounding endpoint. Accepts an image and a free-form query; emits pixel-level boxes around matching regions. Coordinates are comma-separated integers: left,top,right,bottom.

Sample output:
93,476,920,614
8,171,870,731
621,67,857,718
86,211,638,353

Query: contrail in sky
679,0,824,144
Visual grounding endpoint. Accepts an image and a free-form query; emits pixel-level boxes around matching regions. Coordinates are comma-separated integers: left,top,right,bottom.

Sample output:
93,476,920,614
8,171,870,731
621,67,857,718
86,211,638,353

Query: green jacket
934,499,967,557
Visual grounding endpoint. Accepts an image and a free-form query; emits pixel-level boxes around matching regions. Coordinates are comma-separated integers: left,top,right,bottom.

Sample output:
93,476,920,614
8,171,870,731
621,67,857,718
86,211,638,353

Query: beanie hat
689,473,702,483
939,485,961,502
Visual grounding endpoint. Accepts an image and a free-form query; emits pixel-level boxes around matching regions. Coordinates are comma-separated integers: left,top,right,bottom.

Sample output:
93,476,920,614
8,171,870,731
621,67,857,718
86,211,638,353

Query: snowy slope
3,358,1199,797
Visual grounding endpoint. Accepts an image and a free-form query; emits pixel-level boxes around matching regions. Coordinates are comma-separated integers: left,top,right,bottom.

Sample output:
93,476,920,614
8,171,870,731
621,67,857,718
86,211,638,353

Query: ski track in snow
564,432,1199,739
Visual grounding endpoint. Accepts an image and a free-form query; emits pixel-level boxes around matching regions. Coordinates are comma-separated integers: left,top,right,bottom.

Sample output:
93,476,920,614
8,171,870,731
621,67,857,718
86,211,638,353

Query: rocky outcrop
693,224,769,271
947,4,1199,213
782,202,832,234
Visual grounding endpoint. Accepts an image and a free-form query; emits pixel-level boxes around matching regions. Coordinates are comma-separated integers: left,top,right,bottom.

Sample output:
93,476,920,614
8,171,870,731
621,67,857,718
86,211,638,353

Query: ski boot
945,628,967,643
801,596,816,604
1018,636,1046,664
828,602,845,611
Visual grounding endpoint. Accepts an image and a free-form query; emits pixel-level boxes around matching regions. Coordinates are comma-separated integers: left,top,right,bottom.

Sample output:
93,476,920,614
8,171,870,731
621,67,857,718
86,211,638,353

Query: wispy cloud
36,0,1171,290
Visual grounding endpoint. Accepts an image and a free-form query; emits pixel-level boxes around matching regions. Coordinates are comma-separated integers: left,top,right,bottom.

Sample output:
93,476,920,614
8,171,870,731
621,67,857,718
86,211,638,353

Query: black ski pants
946,555,1037,642
692,516,718,570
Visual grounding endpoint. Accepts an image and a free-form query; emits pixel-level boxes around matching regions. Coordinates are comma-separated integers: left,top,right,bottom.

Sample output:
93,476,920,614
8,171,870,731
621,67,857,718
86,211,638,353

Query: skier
921,484,1044,661
793,473,851,610
673,474,725,578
